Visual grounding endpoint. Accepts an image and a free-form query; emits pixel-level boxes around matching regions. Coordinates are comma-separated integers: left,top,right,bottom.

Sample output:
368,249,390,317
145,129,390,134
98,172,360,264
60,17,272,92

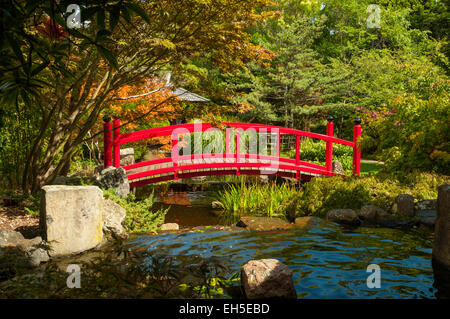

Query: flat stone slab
160,223,179,231
40,185,103,256
236,216,294,231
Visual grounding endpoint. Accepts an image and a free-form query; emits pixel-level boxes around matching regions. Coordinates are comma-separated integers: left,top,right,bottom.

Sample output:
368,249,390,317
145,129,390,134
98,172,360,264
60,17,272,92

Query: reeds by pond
214,180,299,222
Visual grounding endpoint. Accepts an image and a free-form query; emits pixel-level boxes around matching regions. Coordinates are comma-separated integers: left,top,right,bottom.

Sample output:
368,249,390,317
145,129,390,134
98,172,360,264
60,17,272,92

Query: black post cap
327,115,334,122
103,114,111,122
354,118,362,125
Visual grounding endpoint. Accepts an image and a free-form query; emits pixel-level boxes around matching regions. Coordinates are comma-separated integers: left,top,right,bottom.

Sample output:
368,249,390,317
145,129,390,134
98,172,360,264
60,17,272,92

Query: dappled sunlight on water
129,224,438,299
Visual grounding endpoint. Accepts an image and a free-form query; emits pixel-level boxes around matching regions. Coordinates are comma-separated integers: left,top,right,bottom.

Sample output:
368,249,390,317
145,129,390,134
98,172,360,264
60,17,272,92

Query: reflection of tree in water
159,190,191,206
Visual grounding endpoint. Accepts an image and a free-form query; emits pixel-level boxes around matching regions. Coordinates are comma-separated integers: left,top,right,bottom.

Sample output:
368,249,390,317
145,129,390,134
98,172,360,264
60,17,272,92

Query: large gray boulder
40,185,103,256
96,167,130,198
327,209,361,226
392,194,415,217
433,185,450,268
102,199,126,235
241,259,297,299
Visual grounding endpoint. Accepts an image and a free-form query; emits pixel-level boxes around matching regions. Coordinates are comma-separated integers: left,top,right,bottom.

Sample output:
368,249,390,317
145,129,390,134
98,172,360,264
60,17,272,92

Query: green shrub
375,84,450,175
103,189,168,233
291,172,450,218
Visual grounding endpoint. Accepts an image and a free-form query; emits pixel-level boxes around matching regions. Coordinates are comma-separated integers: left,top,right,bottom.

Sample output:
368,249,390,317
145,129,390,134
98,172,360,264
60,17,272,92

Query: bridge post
325,116,334,173
103,115,112,168
236,129,240,176
353,118,362,176
295,135,301,179
277,132,281,159
113,119,121,168
172,134,178,180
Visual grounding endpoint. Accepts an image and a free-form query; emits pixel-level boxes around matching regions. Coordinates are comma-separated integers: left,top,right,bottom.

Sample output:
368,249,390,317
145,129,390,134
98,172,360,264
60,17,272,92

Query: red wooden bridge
103,118,361,189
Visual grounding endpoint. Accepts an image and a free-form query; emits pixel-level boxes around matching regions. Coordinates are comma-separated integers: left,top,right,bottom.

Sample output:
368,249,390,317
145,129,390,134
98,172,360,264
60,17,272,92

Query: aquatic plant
214,180,300,221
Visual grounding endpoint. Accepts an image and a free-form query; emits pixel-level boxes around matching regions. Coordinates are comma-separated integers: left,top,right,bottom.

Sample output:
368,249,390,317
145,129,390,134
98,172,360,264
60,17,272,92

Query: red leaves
36,17,68,40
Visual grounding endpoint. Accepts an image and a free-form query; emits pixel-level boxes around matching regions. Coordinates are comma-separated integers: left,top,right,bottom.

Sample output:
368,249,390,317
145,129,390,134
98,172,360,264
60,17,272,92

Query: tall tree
0,0,275,192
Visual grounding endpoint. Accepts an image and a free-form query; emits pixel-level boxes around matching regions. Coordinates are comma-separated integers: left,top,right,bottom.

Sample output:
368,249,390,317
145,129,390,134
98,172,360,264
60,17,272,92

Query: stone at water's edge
294,216,323,227
160,223,179,231
241,259,297,299
211,201,222,209
358,205,391,225
236,216,294,231
102,199,126,235
420,216,436,229
433,184,450,268
392,194,415,217
40,185,103,256
327,209,360,227
415,199,437,212
0,230,49,267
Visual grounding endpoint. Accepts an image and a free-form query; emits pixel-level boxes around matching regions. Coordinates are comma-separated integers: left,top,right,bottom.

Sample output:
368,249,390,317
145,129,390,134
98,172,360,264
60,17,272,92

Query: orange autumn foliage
105,77,182,150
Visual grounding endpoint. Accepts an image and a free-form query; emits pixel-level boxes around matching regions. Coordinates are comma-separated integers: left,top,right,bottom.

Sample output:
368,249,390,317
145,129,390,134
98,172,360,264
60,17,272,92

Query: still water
130,186,441,299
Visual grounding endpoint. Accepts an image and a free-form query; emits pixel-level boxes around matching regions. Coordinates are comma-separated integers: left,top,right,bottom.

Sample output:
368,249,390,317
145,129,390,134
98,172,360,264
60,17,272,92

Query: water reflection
131,184,446,298
129,225,441,299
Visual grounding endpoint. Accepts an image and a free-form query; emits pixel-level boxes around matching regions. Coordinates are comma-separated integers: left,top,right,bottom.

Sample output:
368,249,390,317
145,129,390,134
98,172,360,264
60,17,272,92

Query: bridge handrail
103,118,362,179
118,122,355,147
123,153,327,171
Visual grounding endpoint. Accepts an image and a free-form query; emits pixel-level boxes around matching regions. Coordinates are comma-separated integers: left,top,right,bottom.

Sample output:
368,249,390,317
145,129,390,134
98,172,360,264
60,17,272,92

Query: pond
130,185,443,299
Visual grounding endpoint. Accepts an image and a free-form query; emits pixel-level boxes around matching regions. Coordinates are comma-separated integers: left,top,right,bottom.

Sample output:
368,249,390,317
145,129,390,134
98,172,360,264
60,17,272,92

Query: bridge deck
126,157,323,187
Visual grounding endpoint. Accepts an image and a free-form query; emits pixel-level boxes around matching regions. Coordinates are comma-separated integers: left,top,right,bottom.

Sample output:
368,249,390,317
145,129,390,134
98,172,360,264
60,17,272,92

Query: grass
213,179,299,222
360,160,383,176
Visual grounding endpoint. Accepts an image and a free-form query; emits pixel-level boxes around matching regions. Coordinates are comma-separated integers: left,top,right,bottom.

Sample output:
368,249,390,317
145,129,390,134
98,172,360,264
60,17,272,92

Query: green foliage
378,87,450,174
228,15,329,129
103,189,168,233
178,262,239,299
214,180,300,221
68,159,98,176
290,172,450,218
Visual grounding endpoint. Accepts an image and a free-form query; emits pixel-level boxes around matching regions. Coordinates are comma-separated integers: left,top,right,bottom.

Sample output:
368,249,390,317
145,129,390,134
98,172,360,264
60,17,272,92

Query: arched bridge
103,118,362,189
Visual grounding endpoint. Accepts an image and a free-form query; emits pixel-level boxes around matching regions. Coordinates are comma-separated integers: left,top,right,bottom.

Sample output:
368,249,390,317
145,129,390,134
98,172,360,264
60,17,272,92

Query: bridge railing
103,118,362,185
